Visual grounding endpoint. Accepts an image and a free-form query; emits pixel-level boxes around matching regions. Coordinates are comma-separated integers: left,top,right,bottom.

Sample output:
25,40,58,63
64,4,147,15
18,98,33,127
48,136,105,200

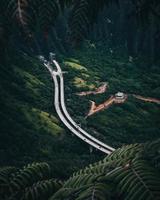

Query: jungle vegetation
1,140,160,199
0,0,160,199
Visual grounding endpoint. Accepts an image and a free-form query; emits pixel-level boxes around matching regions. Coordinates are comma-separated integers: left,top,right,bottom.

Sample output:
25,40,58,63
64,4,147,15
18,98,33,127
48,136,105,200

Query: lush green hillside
0,1,160,199
0,53,102,178
63,43,160,147
0,44,160,178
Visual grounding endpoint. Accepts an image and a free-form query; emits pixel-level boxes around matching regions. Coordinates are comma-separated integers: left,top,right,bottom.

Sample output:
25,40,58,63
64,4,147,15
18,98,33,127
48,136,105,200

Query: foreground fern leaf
0,162,62,200
1,140,160,200
50,140,160,200
21,179,62,200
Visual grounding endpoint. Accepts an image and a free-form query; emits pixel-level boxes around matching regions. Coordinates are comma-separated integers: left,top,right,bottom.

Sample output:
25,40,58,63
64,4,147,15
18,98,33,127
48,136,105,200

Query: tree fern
0,167,17,197
1,0,160,51
10,162,51,191
69,0,119,46
69,0,91,46
1,141,160,200
5,0,33,38
109,158,160,200
50,140,160,200
33,0,60,36
74,183,114,200
0,162,62,200
20,179,62,200
7,0,29,26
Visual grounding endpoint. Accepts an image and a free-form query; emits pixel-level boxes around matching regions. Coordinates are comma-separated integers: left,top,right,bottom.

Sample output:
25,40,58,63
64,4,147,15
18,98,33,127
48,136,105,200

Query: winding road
43,59,115,154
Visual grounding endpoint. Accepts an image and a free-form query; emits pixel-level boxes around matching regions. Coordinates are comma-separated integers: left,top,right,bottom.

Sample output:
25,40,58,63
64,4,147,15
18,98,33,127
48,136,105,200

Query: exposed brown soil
133,94,160,104
78,79,160,117
86,94,128,117
86,93,160,117
76,83,108,96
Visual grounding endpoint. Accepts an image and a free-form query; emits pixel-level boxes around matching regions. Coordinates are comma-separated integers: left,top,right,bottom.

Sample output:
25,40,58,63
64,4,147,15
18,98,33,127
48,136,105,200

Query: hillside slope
62,44,160,147
0,46,160,178
0,53,102,178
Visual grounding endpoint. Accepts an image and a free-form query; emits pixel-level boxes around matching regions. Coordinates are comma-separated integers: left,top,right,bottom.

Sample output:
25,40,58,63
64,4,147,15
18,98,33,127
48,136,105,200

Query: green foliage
69,0,119,46
1,0,159,51
0,53,102,179
64,45,160,146
7,0,30,30
131,0,160,24
0,162,62,200
0,54,65,164
1,141,160,200
5,0,62,36
33,0,59,33
50,140,160,200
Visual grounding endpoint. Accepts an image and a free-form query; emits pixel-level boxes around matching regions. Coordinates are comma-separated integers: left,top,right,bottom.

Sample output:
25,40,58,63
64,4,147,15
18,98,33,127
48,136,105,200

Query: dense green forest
0,0,160,199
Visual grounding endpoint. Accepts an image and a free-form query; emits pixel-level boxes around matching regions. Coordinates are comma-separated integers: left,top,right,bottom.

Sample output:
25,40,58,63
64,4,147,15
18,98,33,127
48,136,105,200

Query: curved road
52,60,115,152
44,60,115,154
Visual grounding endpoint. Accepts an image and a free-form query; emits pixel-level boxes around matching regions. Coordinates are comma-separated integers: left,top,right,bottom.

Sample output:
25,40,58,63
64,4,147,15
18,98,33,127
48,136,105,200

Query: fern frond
0,162,63,200
10,162,51,191
75,183,114,200
114,159,160,200
69,0,119,45
51,140,160,200
1,141,160,200
69,0,90,45
7,0,30,27
33,0,59,37
72,143,143,178
0,166,17,198
142,139,160,175
58,0,74,10
21,179,62,200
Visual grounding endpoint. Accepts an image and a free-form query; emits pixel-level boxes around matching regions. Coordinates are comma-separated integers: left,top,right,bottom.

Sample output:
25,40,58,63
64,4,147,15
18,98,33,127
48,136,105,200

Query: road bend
52,60,115,152
44,61,114,154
